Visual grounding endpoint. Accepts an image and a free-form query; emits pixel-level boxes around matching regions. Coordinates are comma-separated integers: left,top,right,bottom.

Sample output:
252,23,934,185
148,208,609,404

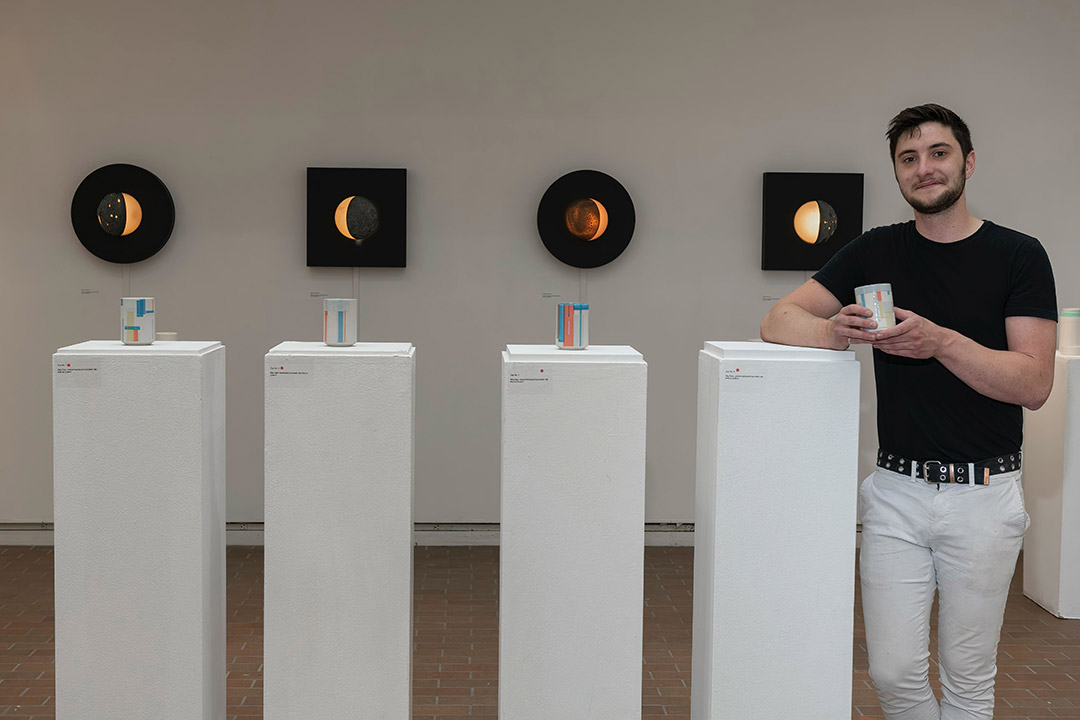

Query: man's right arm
760,279,878,350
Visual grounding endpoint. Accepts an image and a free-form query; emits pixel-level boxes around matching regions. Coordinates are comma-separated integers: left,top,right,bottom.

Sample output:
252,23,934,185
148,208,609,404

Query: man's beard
905,173,965,214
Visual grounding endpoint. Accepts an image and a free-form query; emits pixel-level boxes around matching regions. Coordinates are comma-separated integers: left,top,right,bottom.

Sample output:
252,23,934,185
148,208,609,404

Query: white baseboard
646,531,694,547
0,527,269,547
0,523,864,548
227,530,266,545
0,530,54,546
1,523,699,547
414,525,500,546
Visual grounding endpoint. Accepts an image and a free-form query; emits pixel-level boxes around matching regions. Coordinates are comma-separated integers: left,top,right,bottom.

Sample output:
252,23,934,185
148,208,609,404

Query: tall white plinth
264,342,416,719
500,344,647,720
693,341,859,720
1023,353,1080,618
52,340,226,720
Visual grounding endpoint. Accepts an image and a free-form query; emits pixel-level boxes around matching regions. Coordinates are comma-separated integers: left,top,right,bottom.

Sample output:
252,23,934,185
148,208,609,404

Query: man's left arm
870,310,1057,410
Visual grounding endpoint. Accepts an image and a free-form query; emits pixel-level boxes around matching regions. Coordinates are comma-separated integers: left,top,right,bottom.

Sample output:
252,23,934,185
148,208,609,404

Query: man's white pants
859,467,1028,720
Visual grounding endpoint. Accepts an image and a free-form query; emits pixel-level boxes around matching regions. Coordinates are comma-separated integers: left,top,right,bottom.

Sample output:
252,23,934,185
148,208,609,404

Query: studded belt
876,449,1021,486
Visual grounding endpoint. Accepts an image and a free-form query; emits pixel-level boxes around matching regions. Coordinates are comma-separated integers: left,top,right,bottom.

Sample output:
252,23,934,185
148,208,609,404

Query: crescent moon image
793,200,838,244
97,192,144,237
564,198,609,241
334,195,380,243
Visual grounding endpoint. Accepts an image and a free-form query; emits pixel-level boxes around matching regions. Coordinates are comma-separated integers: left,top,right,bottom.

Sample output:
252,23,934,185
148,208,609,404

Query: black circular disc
71,164,174,264
537,169,635,269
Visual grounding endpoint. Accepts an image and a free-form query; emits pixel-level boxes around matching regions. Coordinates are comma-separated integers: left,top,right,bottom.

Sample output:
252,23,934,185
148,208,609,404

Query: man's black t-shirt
813,220,1057,462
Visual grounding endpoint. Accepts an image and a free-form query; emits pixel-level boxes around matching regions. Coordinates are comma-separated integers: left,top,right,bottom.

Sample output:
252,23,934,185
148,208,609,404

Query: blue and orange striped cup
323,298,357,346
556,303,589,350
120,297,155,345
854,283,895,332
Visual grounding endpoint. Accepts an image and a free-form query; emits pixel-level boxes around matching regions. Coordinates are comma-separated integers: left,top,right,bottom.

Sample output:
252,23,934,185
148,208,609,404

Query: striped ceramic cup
854,283,895,332
1060,308,1080,356
120,297,155,345
324,298,357,346
556,302,589,350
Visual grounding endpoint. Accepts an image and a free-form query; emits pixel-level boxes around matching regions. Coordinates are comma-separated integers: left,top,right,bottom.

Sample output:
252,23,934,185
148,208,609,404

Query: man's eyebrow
897,142,954,155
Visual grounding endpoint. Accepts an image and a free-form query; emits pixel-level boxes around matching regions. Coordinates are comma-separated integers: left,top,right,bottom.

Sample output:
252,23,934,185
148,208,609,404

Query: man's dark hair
886,104,973,160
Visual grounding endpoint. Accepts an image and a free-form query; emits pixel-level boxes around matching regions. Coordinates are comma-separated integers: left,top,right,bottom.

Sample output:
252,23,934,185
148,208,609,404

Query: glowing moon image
564,198,609,241
97,193,143,237
334,195,379,243
793,200,838,244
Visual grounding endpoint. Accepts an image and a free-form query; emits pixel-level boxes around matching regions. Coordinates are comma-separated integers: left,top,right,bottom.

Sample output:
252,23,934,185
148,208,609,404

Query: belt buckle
923,460,945,483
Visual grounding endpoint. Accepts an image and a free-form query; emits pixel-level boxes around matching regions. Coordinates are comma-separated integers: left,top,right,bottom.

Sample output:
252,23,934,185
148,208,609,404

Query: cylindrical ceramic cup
556,302,589,350
324,298,357,346
121,297,155,345
1060,308,1080,356
854,283,895,332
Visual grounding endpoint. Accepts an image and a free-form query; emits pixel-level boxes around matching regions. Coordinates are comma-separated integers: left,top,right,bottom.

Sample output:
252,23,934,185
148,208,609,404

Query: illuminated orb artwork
761,172,863,271
793,200,837,244
538,170,634,269
334,195,379,243
307,168,407,267
97,193,144,237
71,164,174,264
564,198,609,241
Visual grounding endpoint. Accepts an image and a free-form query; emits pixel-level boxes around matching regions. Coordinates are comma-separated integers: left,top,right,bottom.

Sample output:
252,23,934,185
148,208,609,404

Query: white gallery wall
2,0,1078,524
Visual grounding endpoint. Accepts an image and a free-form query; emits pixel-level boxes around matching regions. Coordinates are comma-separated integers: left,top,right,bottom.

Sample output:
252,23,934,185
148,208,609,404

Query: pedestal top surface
703,340,855,362
505,344,643,363
267,341,413,356
56,340,222,356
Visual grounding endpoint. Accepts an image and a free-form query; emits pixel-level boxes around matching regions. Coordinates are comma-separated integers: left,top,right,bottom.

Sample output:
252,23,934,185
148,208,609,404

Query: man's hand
827,304,882,350
870,307,950,359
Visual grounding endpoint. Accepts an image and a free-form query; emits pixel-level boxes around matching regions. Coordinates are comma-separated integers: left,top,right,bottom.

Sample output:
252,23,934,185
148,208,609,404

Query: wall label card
507,367,552,394
55,360,102,387
723,364,766,390
267,358,314,387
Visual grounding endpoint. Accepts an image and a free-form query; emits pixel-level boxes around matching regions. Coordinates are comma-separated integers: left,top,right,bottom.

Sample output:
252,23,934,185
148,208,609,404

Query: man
760,104,1058,719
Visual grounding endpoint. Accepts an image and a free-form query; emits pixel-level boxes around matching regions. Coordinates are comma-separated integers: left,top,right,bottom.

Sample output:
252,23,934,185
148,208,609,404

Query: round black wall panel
537,169,635,269
71,164,175,264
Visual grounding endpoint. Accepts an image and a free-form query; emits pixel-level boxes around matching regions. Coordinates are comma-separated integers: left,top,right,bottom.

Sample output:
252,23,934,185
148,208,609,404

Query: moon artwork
97,193,144,237
793,200,837,245
761,172,863,271
564,199,608,241
71,164,175,264
537,170,635,269
334,195,379,243
307,168,406,267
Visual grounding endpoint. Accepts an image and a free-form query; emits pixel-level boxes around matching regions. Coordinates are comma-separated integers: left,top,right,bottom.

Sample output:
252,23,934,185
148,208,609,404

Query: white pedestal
52,340,226,720
264,342,416,718
1023,353,1080,618
693,341,859,720
500,344,647,720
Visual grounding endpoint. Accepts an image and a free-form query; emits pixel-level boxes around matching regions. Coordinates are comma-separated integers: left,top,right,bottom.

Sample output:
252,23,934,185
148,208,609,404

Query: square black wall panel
761,172,863,271
307,168,407,267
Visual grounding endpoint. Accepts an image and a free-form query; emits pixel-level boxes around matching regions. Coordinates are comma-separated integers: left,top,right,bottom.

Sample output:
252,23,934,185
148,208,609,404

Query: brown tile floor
2,545,1079,718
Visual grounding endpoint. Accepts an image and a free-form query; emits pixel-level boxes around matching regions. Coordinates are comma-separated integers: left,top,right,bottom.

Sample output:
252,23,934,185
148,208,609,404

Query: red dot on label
67,364,71,367
736,368,740,372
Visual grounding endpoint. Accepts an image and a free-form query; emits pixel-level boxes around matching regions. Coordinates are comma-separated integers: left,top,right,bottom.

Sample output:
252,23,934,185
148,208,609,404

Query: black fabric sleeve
811,231,868,306
1005,239,1058,321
